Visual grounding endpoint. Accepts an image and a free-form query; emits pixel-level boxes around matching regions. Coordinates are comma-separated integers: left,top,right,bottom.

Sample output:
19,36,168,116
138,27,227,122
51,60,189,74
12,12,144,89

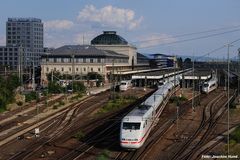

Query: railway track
170,90,236,160
0,94,65,140
114,87,187,160
113,89,224,160
5,88,154,160
52,90,156,160
6,93,108,160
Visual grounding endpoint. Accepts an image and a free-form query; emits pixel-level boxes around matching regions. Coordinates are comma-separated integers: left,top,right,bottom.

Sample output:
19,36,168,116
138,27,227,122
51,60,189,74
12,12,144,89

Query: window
83,58,86,63
69,67,71,71
83,68,86,71
122,122,141,130
98,68,101,72
90,59,93,63
46,67,49,72
91,68,93,72
61,68,64,72
97,58,101,63
76,68,79,71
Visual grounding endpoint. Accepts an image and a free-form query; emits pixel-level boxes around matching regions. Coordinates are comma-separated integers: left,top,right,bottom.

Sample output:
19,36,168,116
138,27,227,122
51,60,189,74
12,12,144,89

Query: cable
138,28,240,49
131,24,240,44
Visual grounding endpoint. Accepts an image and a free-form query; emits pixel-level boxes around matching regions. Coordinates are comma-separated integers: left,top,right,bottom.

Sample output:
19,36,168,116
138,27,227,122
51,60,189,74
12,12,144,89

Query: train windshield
203,83,209,87
123,122,141,130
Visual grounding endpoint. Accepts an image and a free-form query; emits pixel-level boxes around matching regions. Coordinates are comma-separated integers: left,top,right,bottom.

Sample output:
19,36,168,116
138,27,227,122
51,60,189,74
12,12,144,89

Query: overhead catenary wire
137,28,240,49
131,24,240,44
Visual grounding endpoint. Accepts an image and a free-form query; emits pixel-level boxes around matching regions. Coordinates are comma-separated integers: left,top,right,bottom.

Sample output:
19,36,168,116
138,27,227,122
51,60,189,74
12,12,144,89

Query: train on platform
120,77,180,149
119,80,132,91
202,77,218,94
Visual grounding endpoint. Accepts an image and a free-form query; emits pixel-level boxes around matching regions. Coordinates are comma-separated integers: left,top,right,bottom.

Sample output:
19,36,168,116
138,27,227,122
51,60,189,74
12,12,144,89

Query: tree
184,58,192,64
0,74,20,111
48,81,64,94
184,58,192,68
177,57,183,68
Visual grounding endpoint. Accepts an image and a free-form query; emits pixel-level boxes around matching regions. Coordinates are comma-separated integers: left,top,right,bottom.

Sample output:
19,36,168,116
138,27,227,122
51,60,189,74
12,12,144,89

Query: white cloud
136,34,177,48
0,35,5,45
77,5,143,30
44,20,74,30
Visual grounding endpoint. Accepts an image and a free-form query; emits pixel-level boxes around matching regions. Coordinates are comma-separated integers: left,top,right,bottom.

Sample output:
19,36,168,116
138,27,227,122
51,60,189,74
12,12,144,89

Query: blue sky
0,0,240,58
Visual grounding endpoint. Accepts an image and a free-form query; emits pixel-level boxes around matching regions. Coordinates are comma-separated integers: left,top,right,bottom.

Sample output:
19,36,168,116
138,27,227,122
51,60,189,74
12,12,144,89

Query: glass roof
91,31,128,45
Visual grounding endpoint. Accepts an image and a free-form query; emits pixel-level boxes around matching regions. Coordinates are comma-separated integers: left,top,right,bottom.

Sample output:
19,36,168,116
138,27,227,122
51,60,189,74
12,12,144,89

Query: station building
150,53,177,68
40,31,149,84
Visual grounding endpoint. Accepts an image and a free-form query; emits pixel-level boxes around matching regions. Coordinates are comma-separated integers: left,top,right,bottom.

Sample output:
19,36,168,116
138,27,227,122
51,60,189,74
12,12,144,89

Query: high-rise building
6,18,43,65
0,18,43,70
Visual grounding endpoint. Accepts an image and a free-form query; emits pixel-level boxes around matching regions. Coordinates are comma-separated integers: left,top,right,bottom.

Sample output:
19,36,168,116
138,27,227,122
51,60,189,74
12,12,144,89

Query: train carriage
120,76,179,149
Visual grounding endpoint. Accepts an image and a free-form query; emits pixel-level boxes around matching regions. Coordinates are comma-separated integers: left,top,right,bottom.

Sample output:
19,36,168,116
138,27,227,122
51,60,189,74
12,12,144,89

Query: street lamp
227,44,233,157
72,53,75,93
26,58,35,91
238,48,240,95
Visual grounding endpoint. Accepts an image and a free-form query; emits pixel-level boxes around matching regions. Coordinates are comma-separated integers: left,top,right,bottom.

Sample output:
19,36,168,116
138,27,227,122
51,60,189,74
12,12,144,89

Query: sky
0,0,240,58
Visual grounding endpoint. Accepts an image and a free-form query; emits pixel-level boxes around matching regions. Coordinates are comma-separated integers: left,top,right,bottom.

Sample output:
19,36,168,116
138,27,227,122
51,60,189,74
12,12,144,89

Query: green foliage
0,74,20,111
58,100,65,106
169,96,187,104
230,102,236,109
97,95,136,114
70,93,84,100
97,150,110,160
74,131,85,140
72,81,86,93
16,101,23,106
48,81,64,94
177,57,183,68
0,107,5,113
53,105,58,109
229,139,237,146
25,91,39,102
230,126,240,143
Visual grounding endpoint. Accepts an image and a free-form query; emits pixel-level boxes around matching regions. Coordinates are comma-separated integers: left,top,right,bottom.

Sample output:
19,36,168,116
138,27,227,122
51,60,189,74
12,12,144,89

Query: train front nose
120,131,142,149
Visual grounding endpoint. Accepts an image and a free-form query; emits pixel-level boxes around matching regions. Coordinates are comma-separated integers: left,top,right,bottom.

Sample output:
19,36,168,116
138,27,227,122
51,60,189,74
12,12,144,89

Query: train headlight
122,138,126,141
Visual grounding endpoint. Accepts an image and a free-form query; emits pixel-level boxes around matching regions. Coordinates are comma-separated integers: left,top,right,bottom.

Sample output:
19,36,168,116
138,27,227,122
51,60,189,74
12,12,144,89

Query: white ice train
120,78,179,149
202,77,218,94
120,80,132,91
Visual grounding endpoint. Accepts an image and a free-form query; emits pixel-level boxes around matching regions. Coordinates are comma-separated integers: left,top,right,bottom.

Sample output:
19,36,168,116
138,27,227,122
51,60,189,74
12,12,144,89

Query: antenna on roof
83,35,85,45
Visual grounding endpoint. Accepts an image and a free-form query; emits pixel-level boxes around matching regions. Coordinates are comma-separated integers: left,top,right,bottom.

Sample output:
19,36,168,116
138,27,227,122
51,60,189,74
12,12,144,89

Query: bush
230,102,236,109
98,95,136,114
97,150,110,160
25,91,38,102
72,82,86,93
169,96,187,104
0,74,20,111
53,105,58,109
17,101,23,106
59,100,65,106
74,131,85,140
48,82,64,94
230,126,240,143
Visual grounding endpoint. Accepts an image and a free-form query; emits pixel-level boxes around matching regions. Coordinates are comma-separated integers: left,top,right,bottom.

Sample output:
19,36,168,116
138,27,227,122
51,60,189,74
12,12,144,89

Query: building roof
8,18,42,22
137,52,149,60
41,45,128,58
91,31,128,45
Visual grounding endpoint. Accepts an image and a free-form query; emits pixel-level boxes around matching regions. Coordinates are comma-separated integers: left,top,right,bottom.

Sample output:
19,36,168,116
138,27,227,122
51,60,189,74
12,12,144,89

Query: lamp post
26,58,35,91
192,56,195,112
238,48,240,95
72,53,75,93
227,44,233,157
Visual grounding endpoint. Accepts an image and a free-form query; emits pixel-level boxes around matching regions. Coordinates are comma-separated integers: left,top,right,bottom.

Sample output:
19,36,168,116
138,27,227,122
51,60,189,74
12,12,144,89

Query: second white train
202,77,218,93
